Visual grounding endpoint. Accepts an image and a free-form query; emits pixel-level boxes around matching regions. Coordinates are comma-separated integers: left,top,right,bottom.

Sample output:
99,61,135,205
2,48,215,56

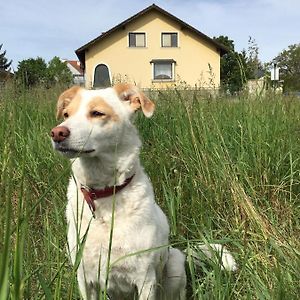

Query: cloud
169,0,300,60
1,0,299,69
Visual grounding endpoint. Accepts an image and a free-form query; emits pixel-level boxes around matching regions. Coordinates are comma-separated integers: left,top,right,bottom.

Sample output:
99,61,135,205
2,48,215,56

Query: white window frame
92,62,112,88
128,32,147,48
161,32,179,48
151,59,176,82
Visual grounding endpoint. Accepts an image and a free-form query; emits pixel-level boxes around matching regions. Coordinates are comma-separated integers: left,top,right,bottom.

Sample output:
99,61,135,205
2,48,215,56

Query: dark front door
93,64,111,88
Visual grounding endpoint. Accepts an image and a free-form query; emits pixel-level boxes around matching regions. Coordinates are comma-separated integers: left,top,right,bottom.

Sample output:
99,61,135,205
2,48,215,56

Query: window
93,64,111,88
161,33,178,47
151,59,176,81
129,32,146,47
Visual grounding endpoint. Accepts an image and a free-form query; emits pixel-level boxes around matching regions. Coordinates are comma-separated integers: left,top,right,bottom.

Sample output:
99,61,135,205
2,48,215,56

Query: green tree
214,35,248,94
0,44,12,71
245,37,264,79
16,57,47,87
47,56,73,86
273,43,300,92
15,56,73,88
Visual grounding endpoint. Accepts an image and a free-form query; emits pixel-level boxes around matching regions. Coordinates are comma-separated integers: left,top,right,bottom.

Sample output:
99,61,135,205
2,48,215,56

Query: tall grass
0,85,299,299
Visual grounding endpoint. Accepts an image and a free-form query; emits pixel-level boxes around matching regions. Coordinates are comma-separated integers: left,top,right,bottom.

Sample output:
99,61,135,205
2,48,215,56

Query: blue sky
1,0,299,70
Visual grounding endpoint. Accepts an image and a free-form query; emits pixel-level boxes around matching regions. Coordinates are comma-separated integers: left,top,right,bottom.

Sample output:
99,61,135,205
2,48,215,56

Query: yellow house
76,4,226,89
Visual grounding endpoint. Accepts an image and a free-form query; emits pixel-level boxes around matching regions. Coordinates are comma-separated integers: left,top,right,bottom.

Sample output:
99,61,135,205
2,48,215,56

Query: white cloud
168,0,300,60
1,0,299,69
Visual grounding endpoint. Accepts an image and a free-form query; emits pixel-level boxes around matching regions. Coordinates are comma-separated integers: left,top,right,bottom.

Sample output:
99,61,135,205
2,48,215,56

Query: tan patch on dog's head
62,95,83,118
87,97,119,122
56,86,82,119
114,83,155,117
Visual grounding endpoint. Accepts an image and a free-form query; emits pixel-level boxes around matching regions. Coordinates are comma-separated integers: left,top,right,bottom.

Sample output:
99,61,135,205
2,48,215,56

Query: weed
0,84,299,299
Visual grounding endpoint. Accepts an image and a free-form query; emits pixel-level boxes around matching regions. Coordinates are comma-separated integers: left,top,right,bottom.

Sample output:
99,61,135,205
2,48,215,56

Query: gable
76,4,226,66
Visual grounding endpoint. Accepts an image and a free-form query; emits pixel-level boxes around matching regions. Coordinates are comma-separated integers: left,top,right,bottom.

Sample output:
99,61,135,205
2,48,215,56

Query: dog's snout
51,126,70,143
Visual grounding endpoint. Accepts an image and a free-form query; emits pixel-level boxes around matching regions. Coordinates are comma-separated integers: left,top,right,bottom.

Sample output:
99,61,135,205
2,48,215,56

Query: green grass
0,85,299,299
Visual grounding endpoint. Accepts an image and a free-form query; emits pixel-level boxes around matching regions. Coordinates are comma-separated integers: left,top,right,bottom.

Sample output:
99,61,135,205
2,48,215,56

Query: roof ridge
75,4,227,64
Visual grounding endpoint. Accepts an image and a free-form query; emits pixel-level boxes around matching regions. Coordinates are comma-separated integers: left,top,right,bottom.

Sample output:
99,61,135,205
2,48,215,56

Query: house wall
247,78,266,94
84,10,220,89
66,63,85,86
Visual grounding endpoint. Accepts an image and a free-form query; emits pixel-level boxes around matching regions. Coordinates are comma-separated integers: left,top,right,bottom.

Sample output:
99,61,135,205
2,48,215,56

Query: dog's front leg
137,282,156,300
136,270,157,300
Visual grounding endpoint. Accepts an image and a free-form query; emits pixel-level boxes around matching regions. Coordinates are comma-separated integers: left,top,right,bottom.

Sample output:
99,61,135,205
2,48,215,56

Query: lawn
0,85,299,299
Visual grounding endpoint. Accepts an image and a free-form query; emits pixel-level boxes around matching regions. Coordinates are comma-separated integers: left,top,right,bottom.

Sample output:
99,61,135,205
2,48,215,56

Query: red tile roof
66,60,83,75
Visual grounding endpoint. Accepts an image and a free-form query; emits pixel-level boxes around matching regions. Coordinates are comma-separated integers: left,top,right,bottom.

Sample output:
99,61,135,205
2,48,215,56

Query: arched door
93,64,111,88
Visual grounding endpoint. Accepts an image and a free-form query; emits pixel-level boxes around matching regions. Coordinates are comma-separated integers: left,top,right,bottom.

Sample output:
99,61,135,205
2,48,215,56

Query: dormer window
129,32,146,47
161,33,178,47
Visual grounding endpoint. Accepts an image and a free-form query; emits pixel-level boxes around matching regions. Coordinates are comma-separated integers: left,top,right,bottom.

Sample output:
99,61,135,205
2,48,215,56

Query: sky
1,0,300,70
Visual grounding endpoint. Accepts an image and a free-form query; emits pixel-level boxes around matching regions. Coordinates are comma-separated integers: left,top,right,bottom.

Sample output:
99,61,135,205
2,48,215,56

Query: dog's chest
68,207,149,288
66,189,152,275
66,175,170,294
83,220,135,267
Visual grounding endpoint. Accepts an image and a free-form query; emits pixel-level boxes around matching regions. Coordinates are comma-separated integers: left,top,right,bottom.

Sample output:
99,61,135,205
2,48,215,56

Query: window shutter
135,34,145,47
162,34,171,47
171,33,178,47
129,33,135,47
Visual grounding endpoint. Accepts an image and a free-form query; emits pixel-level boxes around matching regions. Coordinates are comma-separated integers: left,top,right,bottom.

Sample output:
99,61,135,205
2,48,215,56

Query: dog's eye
123,94,131,101
90,111,105,117
64,112,69,118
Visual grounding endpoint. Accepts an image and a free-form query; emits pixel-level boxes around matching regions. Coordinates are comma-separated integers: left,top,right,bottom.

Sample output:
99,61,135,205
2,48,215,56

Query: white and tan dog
51,84,186,300
51,84,236,300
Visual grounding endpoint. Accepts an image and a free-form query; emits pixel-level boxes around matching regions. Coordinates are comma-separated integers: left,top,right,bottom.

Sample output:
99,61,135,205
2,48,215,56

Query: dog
51,84,236,299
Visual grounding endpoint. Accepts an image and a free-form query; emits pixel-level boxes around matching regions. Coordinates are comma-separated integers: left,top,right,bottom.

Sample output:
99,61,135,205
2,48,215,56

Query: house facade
76,4,226,89
62,60,85,86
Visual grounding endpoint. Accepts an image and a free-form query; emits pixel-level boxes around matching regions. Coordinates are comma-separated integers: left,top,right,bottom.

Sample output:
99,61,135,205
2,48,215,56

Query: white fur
186,243,238,272
52,85,237,300
52,86,186,300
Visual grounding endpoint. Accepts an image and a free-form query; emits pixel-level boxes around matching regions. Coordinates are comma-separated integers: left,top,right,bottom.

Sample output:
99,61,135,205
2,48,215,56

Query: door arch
93,64,111,88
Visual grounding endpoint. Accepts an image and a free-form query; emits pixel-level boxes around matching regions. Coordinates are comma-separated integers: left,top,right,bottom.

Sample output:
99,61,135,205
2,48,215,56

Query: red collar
80,174,135,215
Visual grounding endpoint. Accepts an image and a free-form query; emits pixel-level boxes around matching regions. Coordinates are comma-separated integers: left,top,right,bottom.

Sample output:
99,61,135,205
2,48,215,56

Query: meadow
0,85,299,299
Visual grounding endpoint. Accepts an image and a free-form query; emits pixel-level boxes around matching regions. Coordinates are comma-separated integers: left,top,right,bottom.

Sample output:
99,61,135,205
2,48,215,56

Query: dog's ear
114,83,155,118
56,86,82,119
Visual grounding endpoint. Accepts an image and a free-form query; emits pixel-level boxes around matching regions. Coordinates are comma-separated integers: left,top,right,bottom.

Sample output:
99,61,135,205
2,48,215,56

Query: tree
47,57,73,86
0,44,12,71
214,35,248,94
244,37,264,79
15,57,48,87
15,56,73,88
273,43,300,92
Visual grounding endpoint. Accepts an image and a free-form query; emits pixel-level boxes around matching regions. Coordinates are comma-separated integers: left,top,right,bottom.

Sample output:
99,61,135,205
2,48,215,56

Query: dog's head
50,84,155,158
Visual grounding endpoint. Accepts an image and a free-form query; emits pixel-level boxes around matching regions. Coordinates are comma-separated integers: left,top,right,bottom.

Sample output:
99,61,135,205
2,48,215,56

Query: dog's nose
51,126,70,142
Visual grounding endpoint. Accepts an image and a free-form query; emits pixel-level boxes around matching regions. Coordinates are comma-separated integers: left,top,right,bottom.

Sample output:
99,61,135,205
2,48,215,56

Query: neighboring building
75,4,226,89
246,70,269,95
247,78,266,95
62,60,85,85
